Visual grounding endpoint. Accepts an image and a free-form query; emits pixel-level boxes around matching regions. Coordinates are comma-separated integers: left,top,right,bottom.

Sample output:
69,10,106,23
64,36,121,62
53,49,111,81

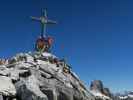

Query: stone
0,95,3,100
0,52,96,100
15,75,48,100
0,76,16,97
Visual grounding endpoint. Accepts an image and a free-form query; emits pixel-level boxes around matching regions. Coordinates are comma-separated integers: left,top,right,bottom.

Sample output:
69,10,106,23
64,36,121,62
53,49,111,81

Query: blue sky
0,0,133,92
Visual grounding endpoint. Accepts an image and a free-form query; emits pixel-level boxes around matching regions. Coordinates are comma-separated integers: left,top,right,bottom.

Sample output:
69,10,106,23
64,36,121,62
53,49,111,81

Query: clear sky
0,0,133,93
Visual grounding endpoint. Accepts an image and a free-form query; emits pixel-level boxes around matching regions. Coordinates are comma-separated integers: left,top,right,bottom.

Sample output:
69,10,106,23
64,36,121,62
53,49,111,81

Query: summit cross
31,9,57,37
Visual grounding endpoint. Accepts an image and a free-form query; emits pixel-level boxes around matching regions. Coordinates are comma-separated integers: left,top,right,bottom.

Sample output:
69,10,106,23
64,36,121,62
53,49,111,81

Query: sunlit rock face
0,52,95,100
90,80,104,93
90,80,112,100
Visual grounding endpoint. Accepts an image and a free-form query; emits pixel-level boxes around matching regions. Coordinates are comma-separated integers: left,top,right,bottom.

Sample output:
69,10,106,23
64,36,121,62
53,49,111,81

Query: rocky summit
0,51,98,100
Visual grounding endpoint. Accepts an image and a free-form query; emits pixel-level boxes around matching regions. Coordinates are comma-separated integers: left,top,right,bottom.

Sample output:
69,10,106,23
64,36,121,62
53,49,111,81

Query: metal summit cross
31,9,57,37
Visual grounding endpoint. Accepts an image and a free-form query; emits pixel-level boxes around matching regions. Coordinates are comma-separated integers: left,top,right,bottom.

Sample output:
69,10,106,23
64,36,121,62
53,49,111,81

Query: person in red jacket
35,36,46,52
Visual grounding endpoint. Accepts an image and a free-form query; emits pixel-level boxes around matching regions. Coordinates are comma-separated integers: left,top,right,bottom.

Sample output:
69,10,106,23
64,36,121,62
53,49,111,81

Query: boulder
15,75,48,100
0,76,16,97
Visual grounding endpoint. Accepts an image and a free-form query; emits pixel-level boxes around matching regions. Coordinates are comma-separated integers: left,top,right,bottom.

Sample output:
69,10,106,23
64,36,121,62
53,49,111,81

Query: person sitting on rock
45,36,53,52
35,36,46,52
35,36,53,52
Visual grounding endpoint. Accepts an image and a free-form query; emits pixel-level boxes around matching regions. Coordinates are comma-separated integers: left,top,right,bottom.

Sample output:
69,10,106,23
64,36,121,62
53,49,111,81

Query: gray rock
90,80,112,100
0,52,95,100
15,75,48,100
0,76,16,97
0,95,3,100
103,88,112,97
90,80,104,93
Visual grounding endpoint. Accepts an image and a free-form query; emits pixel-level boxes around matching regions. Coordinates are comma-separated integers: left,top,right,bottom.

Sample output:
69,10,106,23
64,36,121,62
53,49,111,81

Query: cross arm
47,19,57,24
30,16,41,21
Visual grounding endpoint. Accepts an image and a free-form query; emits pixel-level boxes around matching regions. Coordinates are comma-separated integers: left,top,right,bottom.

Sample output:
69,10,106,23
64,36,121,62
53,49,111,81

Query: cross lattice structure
31,9,57,37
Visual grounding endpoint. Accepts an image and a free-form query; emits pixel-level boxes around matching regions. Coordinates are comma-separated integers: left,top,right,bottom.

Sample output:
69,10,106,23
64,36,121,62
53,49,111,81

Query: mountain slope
0,51,95,100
